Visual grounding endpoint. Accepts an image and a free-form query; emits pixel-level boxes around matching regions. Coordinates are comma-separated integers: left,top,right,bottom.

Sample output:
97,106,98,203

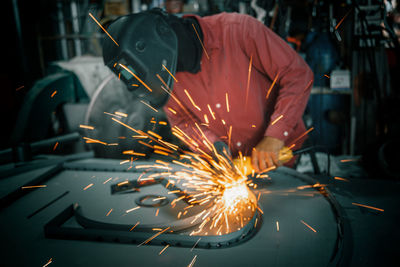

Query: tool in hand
233,146,314,175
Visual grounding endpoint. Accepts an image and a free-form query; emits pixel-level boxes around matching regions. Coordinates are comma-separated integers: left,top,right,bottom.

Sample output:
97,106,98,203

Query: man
102,9,313,172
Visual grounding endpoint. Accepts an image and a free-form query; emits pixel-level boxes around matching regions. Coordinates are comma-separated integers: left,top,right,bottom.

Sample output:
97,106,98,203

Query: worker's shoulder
203,12,257,26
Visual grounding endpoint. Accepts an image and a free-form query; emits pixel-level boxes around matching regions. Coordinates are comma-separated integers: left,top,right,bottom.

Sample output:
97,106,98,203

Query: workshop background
1,0,400,266
3,0,400,178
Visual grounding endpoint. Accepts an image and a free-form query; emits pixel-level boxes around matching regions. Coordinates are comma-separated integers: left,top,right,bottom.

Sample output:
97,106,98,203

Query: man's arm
238,15,314,170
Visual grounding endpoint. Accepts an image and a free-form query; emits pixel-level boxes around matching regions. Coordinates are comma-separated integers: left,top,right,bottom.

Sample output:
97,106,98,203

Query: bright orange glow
115,111,127,117
207,104,216,120
290,127,314,146
335,9,352,30
53,142,59,151
225,93,230,112
79,124,94,130
271,115,284,125
21,185,47,189
266,72,280,99
245,54,253,107
119,63,152,92
301,220,317,233
159,244,170,255
51,91,57,98
184,89,201,111
106,209,113,216
162,64,178,82
192,23,209,59
352,202,384,212
334,176,349,182
168,107,177,115
89,13,119,46
126,206,141,213
83,183,94,190
103,178,112,184
130,221,140,231
43,258,53,267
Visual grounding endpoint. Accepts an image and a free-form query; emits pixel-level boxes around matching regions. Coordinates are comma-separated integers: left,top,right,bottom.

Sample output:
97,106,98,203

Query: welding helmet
102,9,178,108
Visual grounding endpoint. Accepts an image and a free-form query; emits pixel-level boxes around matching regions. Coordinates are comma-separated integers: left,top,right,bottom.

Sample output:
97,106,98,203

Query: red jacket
164,13,313,156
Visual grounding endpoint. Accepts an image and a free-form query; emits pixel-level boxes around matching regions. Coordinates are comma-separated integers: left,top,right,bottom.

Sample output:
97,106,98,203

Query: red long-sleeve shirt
164,12,313,156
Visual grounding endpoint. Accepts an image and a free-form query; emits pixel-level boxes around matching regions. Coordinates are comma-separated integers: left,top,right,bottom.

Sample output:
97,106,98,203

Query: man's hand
251,136,284,172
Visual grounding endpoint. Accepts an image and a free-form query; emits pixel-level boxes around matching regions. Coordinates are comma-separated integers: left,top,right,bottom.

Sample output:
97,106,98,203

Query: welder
102,9,313,172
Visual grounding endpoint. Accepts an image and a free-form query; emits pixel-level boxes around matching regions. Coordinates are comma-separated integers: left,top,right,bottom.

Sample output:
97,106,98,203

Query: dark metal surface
0,156,348,266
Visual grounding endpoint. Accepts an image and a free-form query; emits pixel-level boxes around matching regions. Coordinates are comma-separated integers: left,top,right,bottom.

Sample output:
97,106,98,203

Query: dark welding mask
102,9,178,108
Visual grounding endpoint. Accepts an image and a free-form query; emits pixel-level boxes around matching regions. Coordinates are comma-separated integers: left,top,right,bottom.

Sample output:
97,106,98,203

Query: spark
228,126,232,149
245,54,253,107
53,142,59,151
276,221,279,232
207,104,216,120
43,258,53,267
83,137,107,145
123,150,146,157
191,238,201,251
115,111,128,117
225,93,230,112
119,63,152,92
103,111,122,118
126,206,141,213
21,185,47,189
340,158,358,163
112,118,142,135
117,181,129,186
103,178,112,184
89,13,119,46
140,100,158,112
188,255,197,267
192,23,209,59
148,130,162,139
106,209,113,216
203,114,209,124
138,226,171,247
290,127,314,146
168,107,177,115
50,91,57,98
120,160,129,165
16,85,24,91
324,74,330,78
300,220,317,233
334,176,349,182
335,8,352,30
162,64,178,82
159,121,168,125
252,125,256,128
266,72,280,99
79,124,95,130
159,244,170,255
184,89,201,111
352,202,384,212
83,183,94,190
130,221,140,231
270,115,283,125
155,208,160,216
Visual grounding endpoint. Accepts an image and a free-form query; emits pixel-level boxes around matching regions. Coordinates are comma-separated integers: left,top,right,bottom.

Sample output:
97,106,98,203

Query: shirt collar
183,14,221,50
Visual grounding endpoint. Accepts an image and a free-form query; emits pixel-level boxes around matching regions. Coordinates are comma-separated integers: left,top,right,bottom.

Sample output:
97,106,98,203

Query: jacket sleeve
238,15,314,142
163,95,220,154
